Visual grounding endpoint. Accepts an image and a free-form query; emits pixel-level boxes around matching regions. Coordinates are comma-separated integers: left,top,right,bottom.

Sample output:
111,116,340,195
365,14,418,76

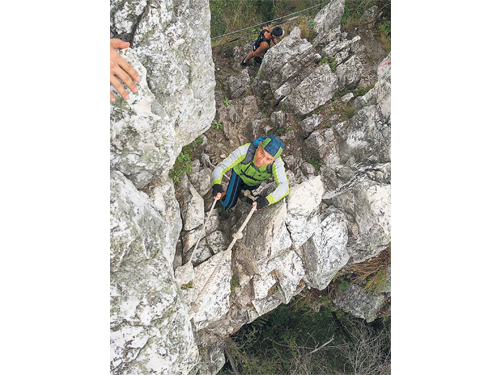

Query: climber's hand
212,184,224,199
255,196,269,210
110,38,141,102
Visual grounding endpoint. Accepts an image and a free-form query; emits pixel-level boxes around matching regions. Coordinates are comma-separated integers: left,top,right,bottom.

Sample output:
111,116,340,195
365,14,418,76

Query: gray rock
301,162,316,175
281,63,339,115
336,56,364,90
110,0,216,189
188,159,212,197
218,96,259,144
361,5,378,23
333,105,390,166
333,283,384,323
304,127,337,160
178,174,205,232
226,68,251,99
299,114,323,138
110,171,199,375
301,209,349,290
237,201,291,276
258,27,317,102
323,36,362,66
313,0,345,46
190,230,228,266
341,93,354,103
328,177,391,263
270,111,286,128
285,176,325,249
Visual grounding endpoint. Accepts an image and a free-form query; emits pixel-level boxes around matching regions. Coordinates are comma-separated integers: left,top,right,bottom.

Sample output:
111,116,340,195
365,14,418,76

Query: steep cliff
110,1,390,374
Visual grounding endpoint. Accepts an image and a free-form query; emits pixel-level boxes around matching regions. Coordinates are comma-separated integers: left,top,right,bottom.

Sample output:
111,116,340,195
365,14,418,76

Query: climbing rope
187,197,219,265
191,197,258,314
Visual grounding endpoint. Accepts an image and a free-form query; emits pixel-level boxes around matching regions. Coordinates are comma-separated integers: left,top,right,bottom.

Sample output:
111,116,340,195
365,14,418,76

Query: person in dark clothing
241,26,284,65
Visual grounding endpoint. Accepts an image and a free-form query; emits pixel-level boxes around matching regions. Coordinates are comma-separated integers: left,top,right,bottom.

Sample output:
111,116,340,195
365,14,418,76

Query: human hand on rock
110,38,140,102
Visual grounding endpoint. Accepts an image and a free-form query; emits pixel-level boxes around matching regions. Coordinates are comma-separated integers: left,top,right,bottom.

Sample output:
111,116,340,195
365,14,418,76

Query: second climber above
241,26,284,66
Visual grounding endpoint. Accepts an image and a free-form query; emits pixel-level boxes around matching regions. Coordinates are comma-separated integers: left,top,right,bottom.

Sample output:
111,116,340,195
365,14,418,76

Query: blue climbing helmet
253,135,285,159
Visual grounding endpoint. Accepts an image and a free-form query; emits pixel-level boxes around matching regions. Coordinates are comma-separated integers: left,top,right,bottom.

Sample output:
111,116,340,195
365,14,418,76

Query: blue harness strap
221,170,243,210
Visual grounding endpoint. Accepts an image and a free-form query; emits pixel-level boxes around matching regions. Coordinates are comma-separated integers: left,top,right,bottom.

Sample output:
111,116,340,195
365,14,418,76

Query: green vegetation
195,136,203,145
353,84,374,97
276,125,295,136
331,101,356,121
230,277,239,293
319,56,336,71
219,291,391,375
339,279,350,291
180,281,193,289
348,246,391,294
168,143,194,184
223,98,230,106
305,157,321,175
340,0,391,52
210,0,329,41
212,119,224,130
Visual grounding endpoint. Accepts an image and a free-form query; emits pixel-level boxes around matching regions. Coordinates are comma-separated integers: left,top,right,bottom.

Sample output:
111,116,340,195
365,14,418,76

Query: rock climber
110,38,141,102
241,26,284,66
211,135,289,211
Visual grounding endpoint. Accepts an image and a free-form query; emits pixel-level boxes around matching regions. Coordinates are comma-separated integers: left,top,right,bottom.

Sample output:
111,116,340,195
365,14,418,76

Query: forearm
211,144,249,185
266,159,290,204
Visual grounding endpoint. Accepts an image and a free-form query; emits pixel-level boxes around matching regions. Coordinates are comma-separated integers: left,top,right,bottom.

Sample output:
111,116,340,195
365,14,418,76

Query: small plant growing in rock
181,281,193,289
168,145,193,184
230,277,239,292
223,97,230,106
195,136,203,145
212,119,224,130
319,56,336,71
339,280,349,291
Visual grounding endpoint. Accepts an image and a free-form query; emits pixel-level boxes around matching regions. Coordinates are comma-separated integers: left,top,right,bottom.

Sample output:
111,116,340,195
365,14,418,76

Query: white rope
187,197,219,264
211,1,328,40
192,203,257,311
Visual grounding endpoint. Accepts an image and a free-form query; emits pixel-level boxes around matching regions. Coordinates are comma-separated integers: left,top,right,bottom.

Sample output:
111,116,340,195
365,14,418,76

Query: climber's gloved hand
255,196,269,210
240,57,247,66
212,184,224,198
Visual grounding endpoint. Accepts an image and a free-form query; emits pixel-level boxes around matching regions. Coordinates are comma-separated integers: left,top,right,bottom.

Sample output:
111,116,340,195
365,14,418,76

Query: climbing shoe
240,58,247,66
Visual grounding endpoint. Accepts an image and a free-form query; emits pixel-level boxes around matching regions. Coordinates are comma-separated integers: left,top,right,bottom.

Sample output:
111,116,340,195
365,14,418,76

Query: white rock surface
285,176,325,249
301,209,349,290
110,171,198,375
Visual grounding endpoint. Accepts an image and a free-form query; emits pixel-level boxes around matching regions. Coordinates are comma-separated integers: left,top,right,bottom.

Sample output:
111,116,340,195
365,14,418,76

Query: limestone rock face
188,159,212,197
281,63,339,115
336,56,364,90
226,68,251,99
285,176,325,249
313,0,346,46
333,283,385,323
242,201,291,275
217,96,260,148
110,0,216,189
257,27,317,102
110,171,198,375
110,50,176,190
329,178,391,263
304,127,338,160
301,209,349,290
299,114,323,138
